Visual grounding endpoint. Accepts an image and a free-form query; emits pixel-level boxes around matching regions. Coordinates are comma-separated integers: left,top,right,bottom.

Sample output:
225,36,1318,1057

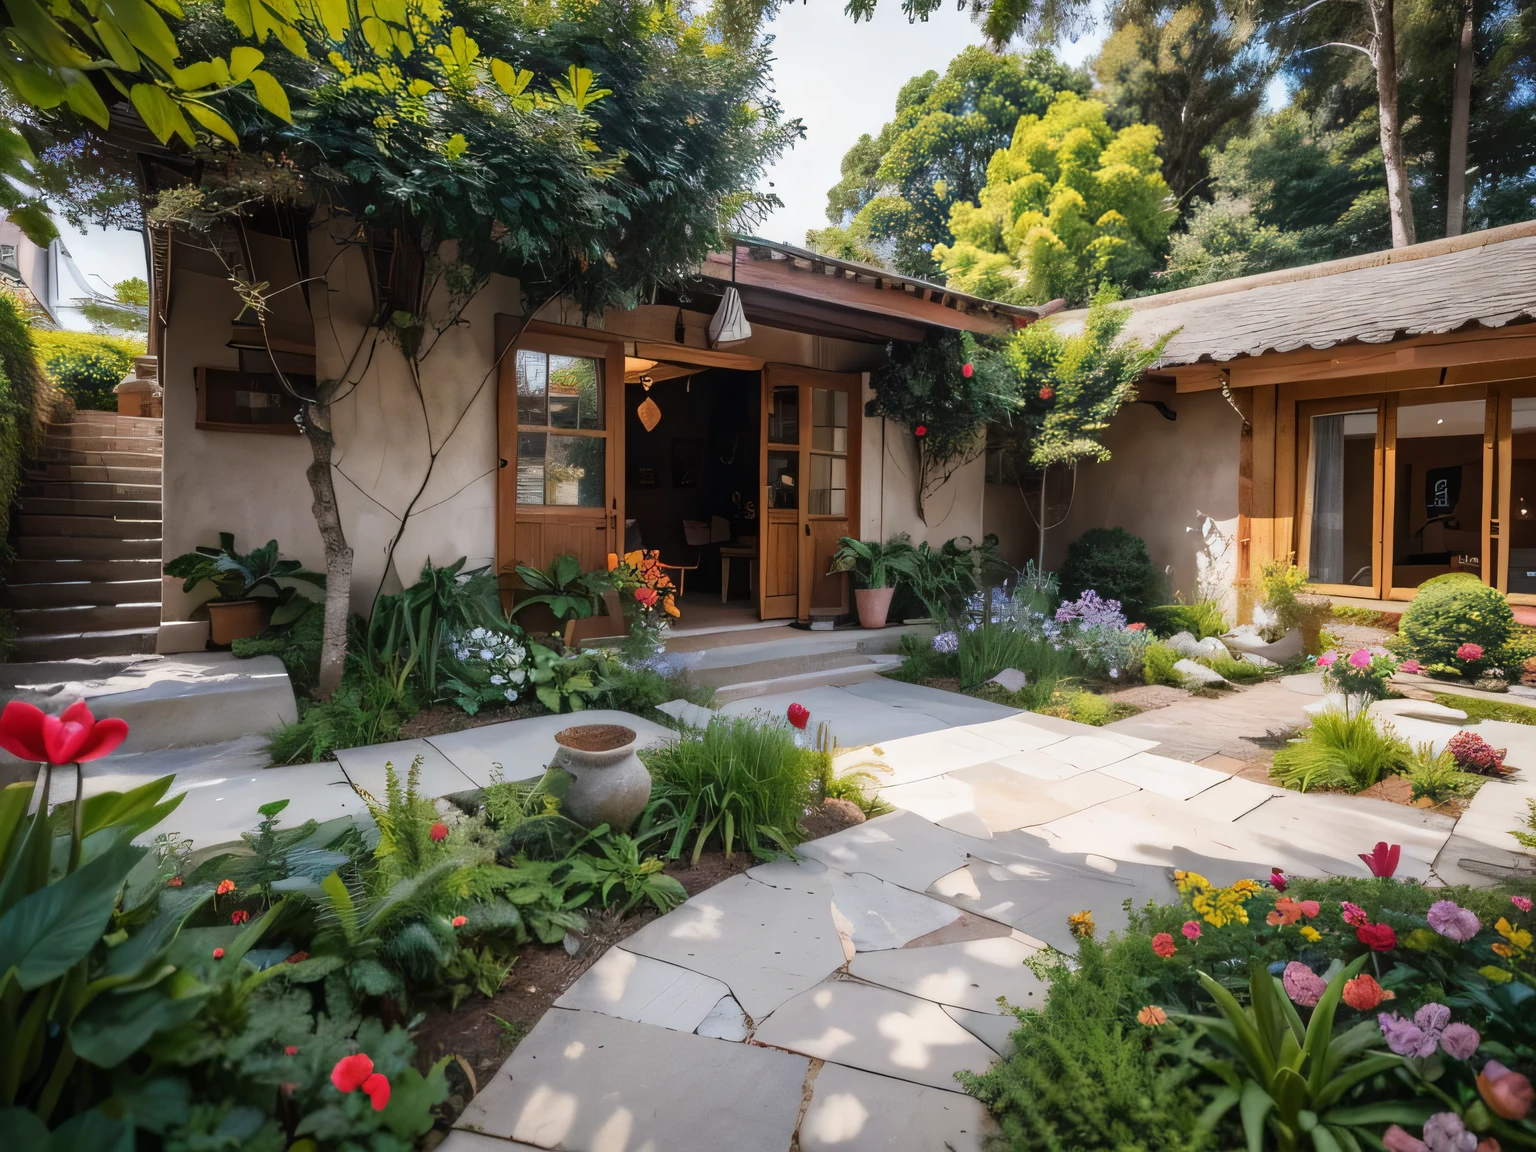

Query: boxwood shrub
1399,572,1514,671
1059,526,1163,622
32,329,143,411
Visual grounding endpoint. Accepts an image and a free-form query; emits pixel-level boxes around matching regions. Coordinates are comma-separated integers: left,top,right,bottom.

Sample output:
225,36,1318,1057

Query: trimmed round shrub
32,329,143,411
1399,573,1513,669
1059,527,1162,622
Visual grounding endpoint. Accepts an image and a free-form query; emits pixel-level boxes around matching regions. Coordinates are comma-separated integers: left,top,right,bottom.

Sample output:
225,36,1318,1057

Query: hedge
0,294,52,560
31,329,144,411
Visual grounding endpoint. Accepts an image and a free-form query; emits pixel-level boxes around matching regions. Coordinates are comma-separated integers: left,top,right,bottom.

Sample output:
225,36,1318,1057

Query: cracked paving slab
797,1061,997,1151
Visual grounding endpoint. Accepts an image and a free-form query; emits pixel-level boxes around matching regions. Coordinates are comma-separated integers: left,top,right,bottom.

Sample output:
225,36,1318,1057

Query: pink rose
1457,642,1484,662
1382,1124,1428,1152
1348,648,1372,669
1341,901,1370,927
1316,652,1338,667
1282,961,1326,1007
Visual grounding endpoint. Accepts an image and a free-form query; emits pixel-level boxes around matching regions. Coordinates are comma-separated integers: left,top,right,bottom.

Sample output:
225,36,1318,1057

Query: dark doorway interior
624,368,760,599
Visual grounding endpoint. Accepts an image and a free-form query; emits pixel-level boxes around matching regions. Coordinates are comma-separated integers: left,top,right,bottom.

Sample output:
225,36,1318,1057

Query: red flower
1270,870,1287,892
1341,973,1388,1010
430,822,449,842
216,879,236,896
961,362,974,378
0,700,128,765
635,586,659,608
1359,841,1401,878
1039,387,1054,400
285,1045,299,1056
1357,922,1398,951
331,1053,375,1093
167,876,184,887
362,1072,391,1111
787,703,809,730
286,951,309,964
212,948,225,960
1151,932,1176,958
1127,621,1145,631
1479,1060,1534,1121
1181,920,1201,940
452,915,467,928
230,910,250,925
914,424,927,437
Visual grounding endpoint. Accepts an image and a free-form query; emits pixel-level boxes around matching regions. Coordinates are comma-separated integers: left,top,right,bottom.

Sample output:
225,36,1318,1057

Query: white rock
987,668,1029,693
1224,628,1303,662
1240,653,1280,669
1174,658,1227,686
1164,631,1203,658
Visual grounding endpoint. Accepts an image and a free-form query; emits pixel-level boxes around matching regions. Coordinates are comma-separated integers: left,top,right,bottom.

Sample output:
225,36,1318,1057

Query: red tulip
0,700,128,765
1269,870,1287,892
362,1071,391,1111
286,951,309,964
331,1053,375,1093
429,822,448,842
914,424,927,437
230,910,249,925
787,703,809,730
167,876,184,887
961,363,974,378
1356,922,1398,952
452,915,467,928
285,1045,299,1056
212,948,225,960
216,879,236,896
1039,387,1054,400
1359,841,1401,878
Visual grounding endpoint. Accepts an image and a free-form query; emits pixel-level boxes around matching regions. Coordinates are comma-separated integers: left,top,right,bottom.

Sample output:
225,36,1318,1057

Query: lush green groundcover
966,869,1536,1151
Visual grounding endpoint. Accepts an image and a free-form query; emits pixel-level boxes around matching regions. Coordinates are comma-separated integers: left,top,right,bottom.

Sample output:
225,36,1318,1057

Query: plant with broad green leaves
562,829,688,915
513,553,611,622
639,715,821,863
1177,956,1432,1152
367,557,504,697
165,532,325,626
527,646,605,713
827,534,917,590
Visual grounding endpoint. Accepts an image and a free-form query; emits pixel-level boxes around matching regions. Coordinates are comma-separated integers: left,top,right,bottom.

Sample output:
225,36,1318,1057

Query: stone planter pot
854,587,895,629
207,599,263,646
553,724,651,831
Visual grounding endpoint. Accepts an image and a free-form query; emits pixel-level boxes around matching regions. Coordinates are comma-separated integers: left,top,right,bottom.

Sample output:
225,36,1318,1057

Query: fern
1515,799,1536,853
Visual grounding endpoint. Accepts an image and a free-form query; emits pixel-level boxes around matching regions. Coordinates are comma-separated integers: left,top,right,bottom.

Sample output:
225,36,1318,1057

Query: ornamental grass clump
1271,709,1409,792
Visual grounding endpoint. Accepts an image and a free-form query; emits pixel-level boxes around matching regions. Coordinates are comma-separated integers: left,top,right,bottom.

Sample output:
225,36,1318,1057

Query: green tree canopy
808,47,1089,277
1093,0,1272,202
935,91,1174,305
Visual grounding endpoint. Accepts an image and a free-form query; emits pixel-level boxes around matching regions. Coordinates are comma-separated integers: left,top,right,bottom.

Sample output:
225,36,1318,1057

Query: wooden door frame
495,320,625,577
1496,379,1536,602
759,364,863,621
1295,395,1386,598
759,368,797,620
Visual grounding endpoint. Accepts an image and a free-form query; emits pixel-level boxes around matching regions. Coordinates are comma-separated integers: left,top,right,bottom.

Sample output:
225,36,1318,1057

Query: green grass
1145,600,1227,640
1399,741,1482,804
638,715,821,862
958,623,1074,695
1270,709,1408,792
1433,691,1536,725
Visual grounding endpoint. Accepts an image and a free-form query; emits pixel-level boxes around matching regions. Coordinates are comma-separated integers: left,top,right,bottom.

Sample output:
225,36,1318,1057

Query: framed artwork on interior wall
195,367,305,434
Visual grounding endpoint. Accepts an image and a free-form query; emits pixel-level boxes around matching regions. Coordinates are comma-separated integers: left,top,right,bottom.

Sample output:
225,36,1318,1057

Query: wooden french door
759,366,862,621
496,324,624,575
1295,395,1386,598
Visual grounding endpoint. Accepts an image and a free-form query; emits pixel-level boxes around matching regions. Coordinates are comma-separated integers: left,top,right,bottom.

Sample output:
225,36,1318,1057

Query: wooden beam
634,342,765,371
1226,326,1536,389
1173,366,1226,392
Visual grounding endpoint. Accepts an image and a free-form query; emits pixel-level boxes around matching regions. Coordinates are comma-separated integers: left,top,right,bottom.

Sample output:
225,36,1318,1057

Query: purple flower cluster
1378,1003,1480,1059
1426,899,1481,943
932,631,959,655
1054,590,1126,630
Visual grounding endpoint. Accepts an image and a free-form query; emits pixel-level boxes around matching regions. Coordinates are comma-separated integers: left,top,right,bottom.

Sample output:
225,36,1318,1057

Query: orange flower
1341,973,1390,1011
606,553,619,571
216,879,236,896
1137,1005,1167,1027
663,595,680,619
1151,933,1177,958
1478,1061,1534,1121
1267,898,1303,927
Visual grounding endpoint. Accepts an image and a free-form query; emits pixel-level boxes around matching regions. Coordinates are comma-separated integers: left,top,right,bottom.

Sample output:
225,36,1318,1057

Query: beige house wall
157,225,985,638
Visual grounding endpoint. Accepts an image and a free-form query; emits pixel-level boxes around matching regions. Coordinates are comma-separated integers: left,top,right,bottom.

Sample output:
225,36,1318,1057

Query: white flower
471,627,486,639
490,674,506,685
480,648,494,660
509,669,526,684
503,688,519,702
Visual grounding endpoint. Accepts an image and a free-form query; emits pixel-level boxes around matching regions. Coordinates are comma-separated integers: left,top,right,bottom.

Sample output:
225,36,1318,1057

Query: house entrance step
669,623,926,692
35,450,163,468
23,479,162,501
4,578,164,609
20,496,162,518
15,535,161,561
17,514,161,539
27,464,161,485
711,653,907,703
11,627,159,663
8,557,161,582
11,603,162,635
0,652,297,784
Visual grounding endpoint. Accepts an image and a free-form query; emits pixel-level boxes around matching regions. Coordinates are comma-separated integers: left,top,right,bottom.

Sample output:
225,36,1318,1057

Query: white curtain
1310,415,1344,584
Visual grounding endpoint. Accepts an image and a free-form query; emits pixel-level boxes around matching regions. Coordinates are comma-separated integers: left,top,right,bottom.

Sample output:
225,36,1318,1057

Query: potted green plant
828,535,916,628
165,533,326,646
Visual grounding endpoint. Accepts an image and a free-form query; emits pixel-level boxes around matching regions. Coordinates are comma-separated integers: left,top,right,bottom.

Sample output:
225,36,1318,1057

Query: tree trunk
1446,0,1476,237
303,400,353,698
1369,0,1416,247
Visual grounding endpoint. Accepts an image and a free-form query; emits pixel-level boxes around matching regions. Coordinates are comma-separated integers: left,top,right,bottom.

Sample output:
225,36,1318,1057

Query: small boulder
1174,658,1227,687
1192,636,1229,661
1165,631,1204,658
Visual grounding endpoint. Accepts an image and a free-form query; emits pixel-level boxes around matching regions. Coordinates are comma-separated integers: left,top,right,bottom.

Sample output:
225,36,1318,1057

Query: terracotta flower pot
553,724,652,831
207,599,264,646
854,587,895,629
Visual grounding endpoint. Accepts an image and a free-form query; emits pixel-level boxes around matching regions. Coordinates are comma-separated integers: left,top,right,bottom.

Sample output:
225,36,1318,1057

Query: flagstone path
443,691,1536,1152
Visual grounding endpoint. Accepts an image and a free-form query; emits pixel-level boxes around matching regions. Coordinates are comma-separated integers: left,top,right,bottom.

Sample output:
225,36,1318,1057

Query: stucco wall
158,221,980,631
1032,389,1243,606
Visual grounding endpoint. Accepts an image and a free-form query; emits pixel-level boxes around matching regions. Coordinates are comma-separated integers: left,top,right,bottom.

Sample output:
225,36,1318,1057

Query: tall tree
808,47,1089,276
1092,0,1274,203
935,91,1174,305
1446,0,1476,235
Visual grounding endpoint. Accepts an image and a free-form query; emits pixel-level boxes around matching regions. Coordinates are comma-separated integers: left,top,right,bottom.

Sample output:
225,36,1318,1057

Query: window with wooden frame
513,347,607,508
195,367,305,434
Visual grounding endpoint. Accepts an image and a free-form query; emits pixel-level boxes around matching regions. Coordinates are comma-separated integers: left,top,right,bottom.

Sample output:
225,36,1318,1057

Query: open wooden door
497,324,624,577
759,365,862,621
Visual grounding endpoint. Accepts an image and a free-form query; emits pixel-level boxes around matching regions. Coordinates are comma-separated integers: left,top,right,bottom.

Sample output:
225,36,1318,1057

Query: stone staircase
4,410,163,660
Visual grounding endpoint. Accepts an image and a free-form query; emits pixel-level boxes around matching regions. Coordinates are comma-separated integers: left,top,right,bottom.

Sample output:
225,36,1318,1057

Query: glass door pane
1309,410,1377,586
1392,398,1486,589
1507,397,1536,593
808,387,848,515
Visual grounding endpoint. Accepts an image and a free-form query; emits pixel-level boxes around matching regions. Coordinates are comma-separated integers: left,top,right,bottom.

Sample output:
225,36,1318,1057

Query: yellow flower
1175,871,1211,895
1068,910,1095,939
1492,943,1514,958
1495,917,1533,954
1230,879,1263,898
1299,926,1321,942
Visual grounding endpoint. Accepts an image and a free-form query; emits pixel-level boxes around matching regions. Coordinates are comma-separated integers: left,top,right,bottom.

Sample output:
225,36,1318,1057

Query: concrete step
4,578,164,609
17,514,161,539
712,654,905,703
63,411,162,435
23,479,161,501
8,557,161,582
19,495,162,518
15,535,161,561
9,628,160,665
43,435,163,455
0,653,297,780
12,603,161,636
34,450,162,468
27,463,161,485
673,625,919,691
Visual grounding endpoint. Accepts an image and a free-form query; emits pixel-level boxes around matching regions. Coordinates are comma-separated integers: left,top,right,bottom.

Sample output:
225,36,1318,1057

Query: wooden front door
497,325,624,576
759,365,862,621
